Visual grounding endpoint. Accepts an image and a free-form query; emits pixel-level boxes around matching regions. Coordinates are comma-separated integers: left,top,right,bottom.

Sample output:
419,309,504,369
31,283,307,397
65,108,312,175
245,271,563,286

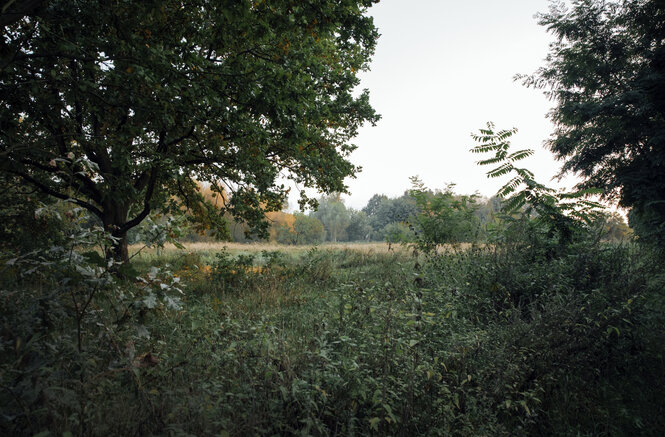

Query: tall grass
2,241,663,435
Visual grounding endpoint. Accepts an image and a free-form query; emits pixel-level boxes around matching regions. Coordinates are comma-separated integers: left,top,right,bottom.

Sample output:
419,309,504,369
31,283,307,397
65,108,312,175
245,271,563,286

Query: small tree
599,212,633,242
408,177,479,253
383,221,413,249
470,122,603,249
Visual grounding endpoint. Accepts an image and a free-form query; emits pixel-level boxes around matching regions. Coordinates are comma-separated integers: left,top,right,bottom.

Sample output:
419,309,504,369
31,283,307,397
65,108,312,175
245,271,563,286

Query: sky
327,0,574,211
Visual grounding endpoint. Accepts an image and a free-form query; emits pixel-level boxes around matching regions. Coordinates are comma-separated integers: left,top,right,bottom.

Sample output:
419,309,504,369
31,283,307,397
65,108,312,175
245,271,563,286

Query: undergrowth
1,236,664,435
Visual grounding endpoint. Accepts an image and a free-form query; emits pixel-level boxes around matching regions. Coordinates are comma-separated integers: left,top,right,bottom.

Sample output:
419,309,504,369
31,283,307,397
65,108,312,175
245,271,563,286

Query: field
4,1,665,435
129,241,404,256
3,239,664,436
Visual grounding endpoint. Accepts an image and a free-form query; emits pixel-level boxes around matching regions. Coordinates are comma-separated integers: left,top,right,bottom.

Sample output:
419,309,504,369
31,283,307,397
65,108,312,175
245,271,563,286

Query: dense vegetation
519,0,665,246
1,0,379,261
1,208,664,435
2,0,665,435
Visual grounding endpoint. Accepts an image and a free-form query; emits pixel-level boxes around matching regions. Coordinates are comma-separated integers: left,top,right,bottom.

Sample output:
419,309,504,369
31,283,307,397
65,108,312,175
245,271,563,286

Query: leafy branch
471,122,604,244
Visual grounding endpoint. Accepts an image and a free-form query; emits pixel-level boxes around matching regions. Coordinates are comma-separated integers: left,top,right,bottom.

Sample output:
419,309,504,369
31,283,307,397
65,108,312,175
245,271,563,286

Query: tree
345,209,372,241
599,211,633,242
293,212,325,244
471,123,603,248
521,0,665,245
0,0,379,261
383,222,412,249
311,194,350,242
362,193,387,217
368,194,419,239
0,0,48,29
474,196,502,227
267,210,296,243
409,177,479,252
0,173,65,251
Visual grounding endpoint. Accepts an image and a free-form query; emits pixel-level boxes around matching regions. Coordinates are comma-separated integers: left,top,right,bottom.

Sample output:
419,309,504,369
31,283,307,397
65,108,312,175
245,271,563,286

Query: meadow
129,241,404,258
3,0,664,435
3,235,664,436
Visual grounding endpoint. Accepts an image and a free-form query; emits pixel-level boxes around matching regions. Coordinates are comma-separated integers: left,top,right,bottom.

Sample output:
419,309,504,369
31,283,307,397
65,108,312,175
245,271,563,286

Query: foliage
408,176,480,252
382,221,413,247
209,247,258,292
345,209,372,241
263,211,326,245
0,202,185,435
310,194,350,242
0,0,380,261
519,0,665,246
362,193,388,217
2,214,664,435
267,210,296,243
360,189,507,245
293,212,326,245
361,192,419,241
471,122,604,248
127,213,187,251
0,174,68,252
3,2,664,432
422,238,665,435
597,211,633,242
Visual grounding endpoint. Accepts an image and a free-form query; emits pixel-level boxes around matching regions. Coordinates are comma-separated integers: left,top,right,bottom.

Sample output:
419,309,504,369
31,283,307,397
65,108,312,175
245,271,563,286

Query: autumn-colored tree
267,211,296,242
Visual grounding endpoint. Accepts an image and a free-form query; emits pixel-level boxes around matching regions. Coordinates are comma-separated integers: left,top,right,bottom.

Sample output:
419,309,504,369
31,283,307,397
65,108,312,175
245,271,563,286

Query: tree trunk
111,231,129,263
103,203,130,264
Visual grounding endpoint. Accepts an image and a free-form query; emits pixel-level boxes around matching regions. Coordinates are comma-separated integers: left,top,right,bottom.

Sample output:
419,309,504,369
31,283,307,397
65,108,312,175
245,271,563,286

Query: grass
2,240,664,436
129,240,407,256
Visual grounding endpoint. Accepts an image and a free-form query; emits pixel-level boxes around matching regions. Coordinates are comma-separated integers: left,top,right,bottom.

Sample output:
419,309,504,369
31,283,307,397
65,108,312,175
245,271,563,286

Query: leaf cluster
471,122,604,247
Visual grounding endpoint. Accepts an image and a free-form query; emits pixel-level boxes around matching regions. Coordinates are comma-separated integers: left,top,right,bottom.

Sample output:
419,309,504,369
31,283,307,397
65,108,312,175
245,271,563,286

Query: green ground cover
2,240,664,436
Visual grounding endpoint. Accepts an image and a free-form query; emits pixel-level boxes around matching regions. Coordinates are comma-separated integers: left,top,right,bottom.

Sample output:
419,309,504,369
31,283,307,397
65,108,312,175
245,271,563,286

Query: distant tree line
138,178,631,247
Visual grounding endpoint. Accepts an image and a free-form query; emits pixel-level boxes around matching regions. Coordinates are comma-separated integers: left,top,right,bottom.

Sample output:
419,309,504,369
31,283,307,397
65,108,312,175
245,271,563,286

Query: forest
1,0,664,435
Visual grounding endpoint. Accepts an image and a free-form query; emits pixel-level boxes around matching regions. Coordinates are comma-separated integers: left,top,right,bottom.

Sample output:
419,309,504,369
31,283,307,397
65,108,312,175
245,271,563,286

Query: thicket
1,195,663,435
0,114,655,437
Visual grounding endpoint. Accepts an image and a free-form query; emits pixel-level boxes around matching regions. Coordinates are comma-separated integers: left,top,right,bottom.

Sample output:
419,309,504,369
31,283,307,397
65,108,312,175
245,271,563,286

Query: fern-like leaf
488,163,514,178
508,149,535,162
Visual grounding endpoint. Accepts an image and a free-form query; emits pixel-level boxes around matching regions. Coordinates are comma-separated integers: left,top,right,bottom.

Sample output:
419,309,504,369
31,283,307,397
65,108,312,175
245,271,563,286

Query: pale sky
333,0,574,210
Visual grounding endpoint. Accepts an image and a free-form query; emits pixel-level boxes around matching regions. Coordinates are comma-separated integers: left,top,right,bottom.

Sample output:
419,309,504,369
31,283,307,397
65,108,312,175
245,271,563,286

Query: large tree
0,0,379,261
521,0,665,244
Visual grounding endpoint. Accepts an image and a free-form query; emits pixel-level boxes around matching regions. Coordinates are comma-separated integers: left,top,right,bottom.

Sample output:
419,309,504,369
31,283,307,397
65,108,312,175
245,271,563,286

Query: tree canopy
311,193,349,242
0,0,379,261
521,0,665,244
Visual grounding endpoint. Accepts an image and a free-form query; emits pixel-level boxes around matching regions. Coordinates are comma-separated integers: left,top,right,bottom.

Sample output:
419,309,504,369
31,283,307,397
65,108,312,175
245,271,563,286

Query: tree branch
121,168,158,233
8,169,104,219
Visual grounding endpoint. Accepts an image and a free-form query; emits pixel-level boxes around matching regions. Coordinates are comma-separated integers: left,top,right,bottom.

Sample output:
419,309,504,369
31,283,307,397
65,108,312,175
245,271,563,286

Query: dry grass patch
129,241,406,257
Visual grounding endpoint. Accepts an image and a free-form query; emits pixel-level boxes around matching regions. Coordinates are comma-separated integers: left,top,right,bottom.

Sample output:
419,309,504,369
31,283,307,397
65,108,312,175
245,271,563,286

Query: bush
2,200,663,435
